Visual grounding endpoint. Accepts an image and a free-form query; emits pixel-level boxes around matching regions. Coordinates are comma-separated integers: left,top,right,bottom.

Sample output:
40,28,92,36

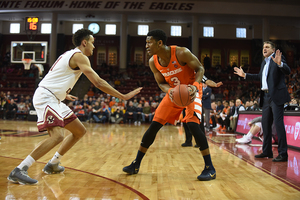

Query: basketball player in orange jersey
8,29,142,185
123,29,216,181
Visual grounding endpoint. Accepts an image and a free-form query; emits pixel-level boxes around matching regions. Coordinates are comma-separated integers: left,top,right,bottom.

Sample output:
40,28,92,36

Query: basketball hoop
22,59,32,70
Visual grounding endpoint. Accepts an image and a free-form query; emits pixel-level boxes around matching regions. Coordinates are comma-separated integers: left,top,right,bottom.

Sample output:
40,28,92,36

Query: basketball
172,84,192,107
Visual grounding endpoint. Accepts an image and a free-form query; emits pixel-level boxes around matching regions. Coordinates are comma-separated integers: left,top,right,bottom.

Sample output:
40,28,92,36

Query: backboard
11,41,48,64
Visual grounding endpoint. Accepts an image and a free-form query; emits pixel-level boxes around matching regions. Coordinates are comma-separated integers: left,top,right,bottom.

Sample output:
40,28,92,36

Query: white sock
246,131,254,138
50,152,63,164
17,155,35,169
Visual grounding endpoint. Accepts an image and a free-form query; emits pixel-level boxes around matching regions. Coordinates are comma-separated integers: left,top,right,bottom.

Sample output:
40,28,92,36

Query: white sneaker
236,135,252,144
134,121,137,125
138,121,141,125
213,124,220,130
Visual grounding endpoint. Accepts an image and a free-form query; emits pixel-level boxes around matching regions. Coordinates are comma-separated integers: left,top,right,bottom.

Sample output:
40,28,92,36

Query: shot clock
25,17,39,31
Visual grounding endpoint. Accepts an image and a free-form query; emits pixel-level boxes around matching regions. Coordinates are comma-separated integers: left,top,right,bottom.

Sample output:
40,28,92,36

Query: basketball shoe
236,134,252,144
7,166,38,185
123,160,139,175
197,166,216,181
43,161,65,174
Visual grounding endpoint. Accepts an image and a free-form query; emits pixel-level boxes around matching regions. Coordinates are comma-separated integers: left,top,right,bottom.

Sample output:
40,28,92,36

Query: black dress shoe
181,142,193,147
272,155,288,162
255,153,273,158
194,144,200,148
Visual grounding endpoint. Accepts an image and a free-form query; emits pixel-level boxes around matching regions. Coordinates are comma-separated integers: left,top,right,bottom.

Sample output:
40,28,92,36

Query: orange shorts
153,92,202,125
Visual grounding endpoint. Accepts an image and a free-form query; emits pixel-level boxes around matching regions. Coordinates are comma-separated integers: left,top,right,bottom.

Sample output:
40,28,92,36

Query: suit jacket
202,86,212,109
245,54,290,107
229,106,236,117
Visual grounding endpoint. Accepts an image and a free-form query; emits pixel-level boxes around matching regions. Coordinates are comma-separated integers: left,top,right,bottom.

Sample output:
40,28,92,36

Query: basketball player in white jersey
8,29,142,185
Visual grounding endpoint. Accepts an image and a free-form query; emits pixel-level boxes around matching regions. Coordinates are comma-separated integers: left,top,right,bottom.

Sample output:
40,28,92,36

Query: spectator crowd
0,61,299,125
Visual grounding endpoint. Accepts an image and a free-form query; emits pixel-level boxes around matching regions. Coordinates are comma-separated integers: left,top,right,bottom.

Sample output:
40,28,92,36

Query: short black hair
72,28,93,47
264,41,275,49
147,29,167,45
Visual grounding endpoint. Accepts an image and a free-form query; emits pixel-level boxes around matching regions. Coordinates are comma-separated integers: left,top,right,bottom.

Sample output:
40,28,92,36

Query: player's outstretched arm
73,53,142,100
205,80,223,87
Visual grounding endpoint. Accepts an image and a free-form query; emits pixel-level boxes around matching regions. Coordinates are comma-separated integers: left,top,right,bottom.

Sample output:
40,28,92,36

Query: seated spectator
117,99,125,108
24,95,32,104
139,96,146,106
216,100,224,113
75,102,91,121
16,100,28,119
216,101,230,131
286,98,299,111
0,95,8,119
230,99,246,131
6,99,18,120
12,94,20,103
210,102,217,129
236,116,277,144
251,100,260,111
150,102,158,120
227,100,236,131
135,103,143,125
245,101,251,111
132,98,139,108
81,94,89,105
90,101,106,123
142,102,152,123
124,100,137,123
147,96,155,105
17,100,27,112
109,97,116,108
101,101,111,123
6,91,11,100
87,88,94,97
110,106,124,124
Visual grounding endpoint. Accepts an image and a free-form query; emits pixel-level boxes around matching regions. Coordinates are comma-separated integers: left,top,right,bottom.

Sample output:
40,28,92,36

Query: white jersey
39,48,82,101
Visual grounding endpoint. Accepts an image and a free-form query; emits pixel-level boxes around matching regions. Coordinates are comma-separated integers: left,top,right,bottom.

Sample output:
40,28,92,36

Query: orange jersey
152,46,202,125
153,46,195,88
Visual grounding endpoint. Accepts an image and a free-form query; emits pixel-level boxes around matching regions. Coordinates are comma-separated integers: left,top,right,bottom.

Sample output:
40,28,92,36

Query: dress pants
261,92,288,157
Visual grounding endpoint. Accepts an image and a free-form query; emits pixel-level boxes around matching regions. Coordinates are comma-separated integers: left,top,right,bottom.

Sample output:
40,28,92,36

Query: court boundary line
0,155,149,200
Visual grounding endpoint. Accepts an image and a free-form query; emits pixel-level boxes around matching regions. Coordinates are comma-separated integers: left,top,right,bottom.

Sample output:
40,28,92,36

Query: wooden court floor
0,120,300,200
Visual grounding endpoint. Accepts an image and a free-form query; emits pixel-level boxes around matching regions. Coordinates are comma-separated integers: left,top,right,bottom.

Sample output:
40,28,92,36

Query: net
22,59,32,70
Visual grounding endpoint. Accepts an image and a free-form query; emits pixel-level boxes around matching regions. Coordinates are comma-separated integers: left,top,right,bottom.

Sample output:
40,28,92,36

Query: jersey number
171,77,180,85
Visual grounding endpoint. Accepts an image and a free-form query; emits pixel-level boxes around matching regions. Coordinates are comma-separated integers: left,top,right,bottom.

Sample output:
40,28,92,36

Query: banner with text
0,1,197,12
236,113,300,149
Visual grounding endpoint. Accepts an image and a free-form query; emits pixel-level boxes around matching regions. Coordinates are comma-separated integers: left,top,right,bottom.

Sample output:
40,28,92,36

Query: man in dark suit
202,83,212,131
234,41,290,162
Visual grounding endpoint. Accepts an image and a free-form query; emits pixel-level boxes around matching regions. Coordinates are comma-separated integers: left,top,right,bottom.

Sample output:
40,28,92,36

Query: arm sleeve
251,116,262,124
202,75,208,83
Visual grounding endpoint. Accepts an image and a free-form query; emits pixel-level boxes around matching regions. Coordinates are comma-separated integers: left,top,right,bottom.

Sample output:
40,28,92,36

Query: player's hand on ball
168,88,174,102
188,85,197,102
